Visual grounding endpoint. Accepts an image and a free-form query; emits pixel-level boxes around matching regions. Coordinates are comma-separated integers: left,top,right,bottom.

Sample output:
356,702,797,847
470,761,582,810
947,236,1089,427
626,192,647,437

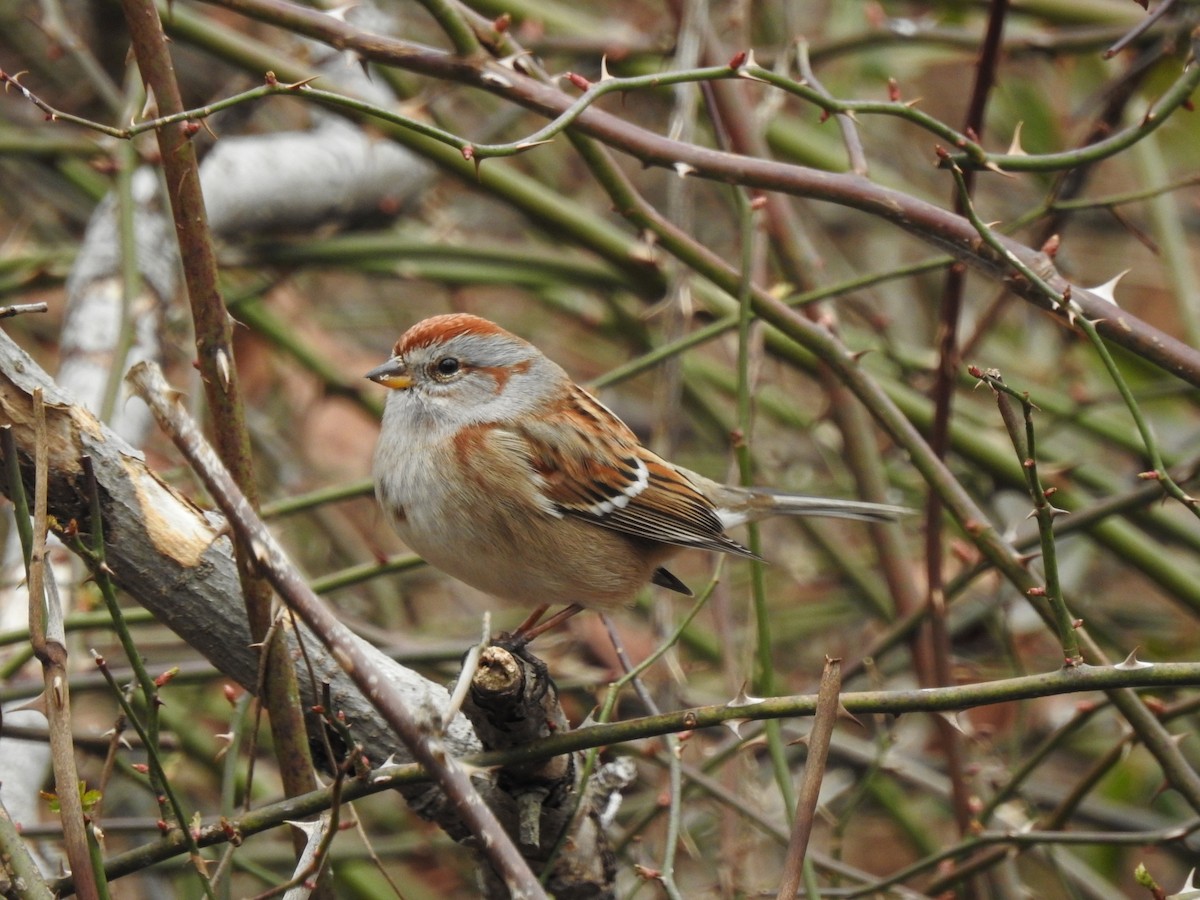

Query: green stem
976,375,1082,665
92,653,216,898
411,0,481,57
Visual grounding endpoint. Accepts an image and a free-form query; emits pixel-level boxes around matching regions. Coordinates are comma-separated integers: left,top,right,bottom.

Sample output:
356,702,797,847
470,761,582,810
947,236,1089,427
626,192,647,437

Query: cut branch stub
462,644,617,899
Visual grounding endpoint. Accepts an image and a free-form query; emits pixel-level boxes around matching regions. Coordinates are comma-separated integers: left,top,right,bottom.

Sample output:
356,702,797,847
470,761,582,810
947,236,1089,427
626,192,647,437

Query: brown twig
1104,0,1177,58
125,360,549,900
116,0,277,653
776,657,841,900
25,390,101,900
0,303,49,319
117,0,324,872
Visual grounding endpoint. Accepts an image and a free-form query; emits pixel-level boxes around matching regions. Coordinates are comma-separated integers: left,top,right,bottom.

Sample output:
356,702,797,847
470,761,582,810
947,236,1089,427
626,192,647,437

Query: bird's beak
365,358,413,390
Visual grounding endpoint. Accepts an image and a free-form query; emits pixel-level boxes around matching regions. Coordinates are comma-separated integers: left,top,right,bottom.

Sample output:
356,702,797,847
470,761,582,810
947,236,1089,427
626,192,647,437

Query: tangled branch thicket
1,0,1200,897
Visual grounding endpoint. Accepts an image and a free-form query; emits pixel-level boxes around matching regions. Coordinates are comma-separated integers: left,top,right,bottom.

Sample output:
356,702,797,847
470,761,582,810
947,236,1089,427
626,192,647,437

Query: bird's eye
434,356,460,377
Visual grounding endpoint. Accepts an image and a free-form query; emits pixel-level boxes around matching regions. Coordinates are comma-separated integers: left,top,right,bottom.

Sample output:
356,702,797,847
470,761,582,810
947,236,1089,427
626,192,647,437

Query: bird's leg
512,603,550,637
511,604,584,645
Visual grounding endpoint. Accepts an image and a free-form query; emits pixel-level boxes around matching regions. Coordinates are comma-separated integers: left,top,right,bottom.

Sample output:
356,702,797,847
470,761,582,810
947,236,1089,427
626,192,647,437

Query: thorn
213,732,234,761
1040,233,1060,258
1006,121,1027,156
735,50,765,81
478,70,511,91
887,77,901,102
723,717,749,738
1085,270,1129,306
938,711,970,735
215,348,231,389
1114,648,1153,670
281,76,320,90
495,50,533,71
250,538,270,565
600,55,614,82
727,682,764,708
673,161,696,178
323,3,357,22
837,701,862,728
1175,867,1199,898
284,818,321,837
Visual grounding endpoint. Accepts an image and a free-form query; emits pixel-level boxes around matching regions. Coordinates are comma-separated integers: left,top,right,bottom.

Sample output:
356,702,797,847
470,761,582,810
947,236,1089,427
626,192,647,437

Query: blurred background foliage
1,0,1199,896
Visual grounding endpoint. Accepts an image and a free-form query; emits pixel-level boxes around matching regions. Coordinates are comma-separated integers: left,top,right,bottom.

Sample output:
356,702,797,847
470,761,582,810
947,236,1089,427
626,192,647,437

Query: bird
367,313,906,639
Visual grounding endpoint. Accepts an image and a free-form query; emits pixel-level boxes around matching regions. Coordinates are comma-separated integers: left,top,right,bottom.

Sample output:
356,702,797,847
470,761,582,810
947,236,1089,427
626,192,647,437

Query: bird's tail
717,488,910,529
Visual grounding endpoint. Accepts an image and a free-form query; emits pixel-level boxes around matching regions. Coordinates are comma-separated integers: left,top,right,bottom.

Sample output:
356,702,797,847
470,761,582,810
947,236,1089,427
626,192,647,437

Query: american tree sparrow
367,314,905,635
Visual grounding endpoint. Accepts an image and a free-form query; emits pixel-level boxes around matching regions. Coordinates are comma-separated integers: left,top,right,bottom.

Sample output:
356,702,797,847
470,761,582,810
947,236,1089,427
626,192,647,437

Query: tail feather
718,489,910,529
